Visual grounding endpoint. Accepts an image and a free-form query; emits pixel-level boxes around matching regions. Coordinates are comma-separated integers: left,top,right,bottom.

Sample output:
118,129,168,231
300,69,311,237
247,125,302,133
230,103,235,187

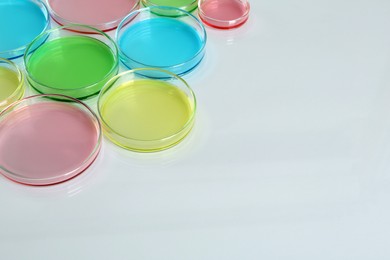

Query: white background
2,0,390,259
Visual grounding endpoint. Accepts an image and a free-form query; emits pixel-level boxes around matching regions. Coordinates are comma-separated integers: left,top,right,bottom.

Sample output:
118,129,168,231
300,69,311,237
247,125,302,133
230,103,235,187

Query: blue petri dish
0,0,50,59
116,6,206,77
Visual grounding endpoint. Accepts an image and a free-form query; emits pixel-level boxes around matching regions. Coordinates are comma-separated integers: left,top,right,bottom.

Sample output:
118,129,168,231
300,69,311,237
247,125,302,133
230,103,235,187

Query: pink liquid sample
199,0,250,29
0,102,100,185
48,0,138,30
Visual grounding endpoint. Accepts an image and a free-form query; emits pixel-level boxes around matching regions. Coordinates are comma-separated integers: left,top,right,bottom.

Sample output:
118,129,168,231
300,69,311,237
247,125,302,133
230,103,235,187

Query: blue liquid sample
0,0,48,58
119,18,203,73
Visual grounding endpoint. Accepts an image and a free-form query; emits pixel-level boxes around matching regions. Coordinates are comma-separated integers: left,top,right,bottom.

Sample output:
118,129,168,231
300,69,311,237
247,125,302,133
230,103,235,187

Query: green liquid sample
0,67,19,101
143,0,197,12
101,79,194,149
27,36,117,99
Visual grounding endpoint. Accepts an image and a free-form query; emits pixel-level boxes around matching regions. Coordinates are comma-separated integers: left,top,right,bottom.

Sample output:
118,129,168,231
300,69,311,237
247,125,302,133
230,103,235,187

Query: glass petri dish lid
0,0,50,59
24,24,119,100
0,94,102,186
116,6,206,77
198,0,250,29
0,58,25,111
98,68,196,152
47,0,140,32
141,0,198,14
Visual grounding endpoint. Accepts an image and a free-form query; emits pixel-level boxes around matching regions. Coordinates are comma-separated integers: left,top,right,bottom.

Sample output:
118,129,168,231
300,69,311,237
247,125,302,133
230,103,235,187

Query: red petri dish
0,95,102,186
47,0,139,32
198,0,250,29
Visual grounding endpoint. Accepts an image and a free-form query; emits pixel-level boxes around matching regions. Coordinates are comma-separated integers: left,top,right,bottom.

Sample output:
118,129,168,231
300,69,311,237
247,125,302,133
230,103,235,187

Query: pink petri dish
47,0,140,32
198,0,250,29
0,94,102,186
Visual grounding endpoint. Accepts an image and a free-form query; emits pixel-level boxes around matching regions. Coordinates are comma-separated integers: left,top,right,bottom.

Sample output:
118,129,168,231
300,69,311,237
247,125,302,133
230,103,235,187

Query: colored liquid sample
27,36,117,98
0,0,47,57
119,18,202,67
199,0,249,29
0,67,20,102
101,80,193,141
48,0,138,29
0,102,99,184
143,0,197,11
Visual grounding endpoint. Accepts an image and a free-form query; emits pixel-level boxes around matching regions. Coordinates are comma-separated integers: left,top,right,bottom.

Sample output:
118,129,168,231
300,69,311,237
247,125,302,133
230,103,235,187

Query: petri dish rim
46,0,140,32
141,0,198,13
24,24,119,94
115,6,207,72
0,0,50,59
0,58,25,109
197,0,250,29
0,94,103,185
97,68,197,144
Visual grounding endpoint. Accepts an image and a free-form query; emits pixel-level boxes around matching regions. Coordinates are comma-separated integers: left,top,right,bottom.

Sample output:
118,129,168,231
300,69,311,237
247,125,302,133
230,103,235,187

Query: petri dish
0,94,102,186
198,0,250,29
0,58,25,111
116,6,206,77
98,68,196,152
25,24,119,99
47,0,139,32
0,0,50,59
141,0,198,14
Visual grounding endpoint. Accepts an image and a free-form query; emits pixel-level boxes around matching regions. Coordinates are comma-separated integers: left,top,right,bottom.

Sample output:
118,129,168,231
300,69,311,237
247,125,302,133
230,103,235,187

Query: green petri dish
142,0,198,15
0,58,24,111
98,68,196,152
24,24,118,99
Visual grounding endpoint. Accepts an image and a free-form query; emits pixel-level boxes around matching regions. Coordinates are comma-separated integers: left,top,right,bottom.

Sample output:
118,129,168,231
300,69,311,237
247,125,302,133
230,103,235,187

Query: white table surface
2,0,390,259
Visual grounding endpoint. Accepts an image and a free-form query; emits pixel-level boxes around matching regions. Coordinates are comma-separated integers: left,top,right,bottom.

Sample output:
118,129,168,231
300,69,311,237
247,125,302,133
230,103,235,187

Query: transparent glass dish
116,6,206,77
0,0,50,59
25,24,119,99
0,94,102,186
198,0,250,29
98,68,196,152
0,58,25,111
141,0,198,14
47,0,139,32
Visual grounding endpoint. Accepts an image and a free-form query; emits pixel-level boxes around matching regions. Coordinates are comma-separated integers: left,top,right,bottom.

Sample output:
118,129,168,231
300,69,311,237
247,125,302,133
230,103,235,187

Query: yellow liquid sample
0,67,20,101
101,79,194,145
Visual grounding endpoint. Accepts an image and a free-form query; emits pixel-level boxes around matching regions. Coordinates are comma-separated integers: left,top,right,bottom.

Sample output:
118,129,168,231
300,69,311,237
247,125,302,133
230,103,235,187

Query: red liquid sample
199,0,250,29
0,102,100,185
48,0,138,31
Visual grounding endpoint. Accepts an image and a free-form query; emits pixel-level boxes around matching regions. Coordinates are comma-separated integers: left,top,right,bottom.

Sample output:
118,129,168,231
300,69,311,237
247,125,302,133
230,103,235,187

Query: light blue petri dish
116,6,206,77
0,0,50,59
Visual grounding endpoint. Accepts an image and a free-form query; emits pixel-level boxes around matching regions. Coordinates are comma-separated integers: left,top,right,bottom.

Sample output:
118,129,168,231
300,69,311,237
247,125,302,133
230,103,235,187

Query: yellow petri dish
0,58,24,111
98,68,196,152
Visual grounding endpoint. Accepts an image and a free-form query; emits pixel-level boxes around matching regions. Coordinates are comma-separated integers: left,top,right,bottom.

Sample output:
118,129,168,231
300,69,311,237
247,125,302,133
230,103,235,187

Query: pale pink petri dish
47,0,140,32
0,94,102,186
198,0,250,29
